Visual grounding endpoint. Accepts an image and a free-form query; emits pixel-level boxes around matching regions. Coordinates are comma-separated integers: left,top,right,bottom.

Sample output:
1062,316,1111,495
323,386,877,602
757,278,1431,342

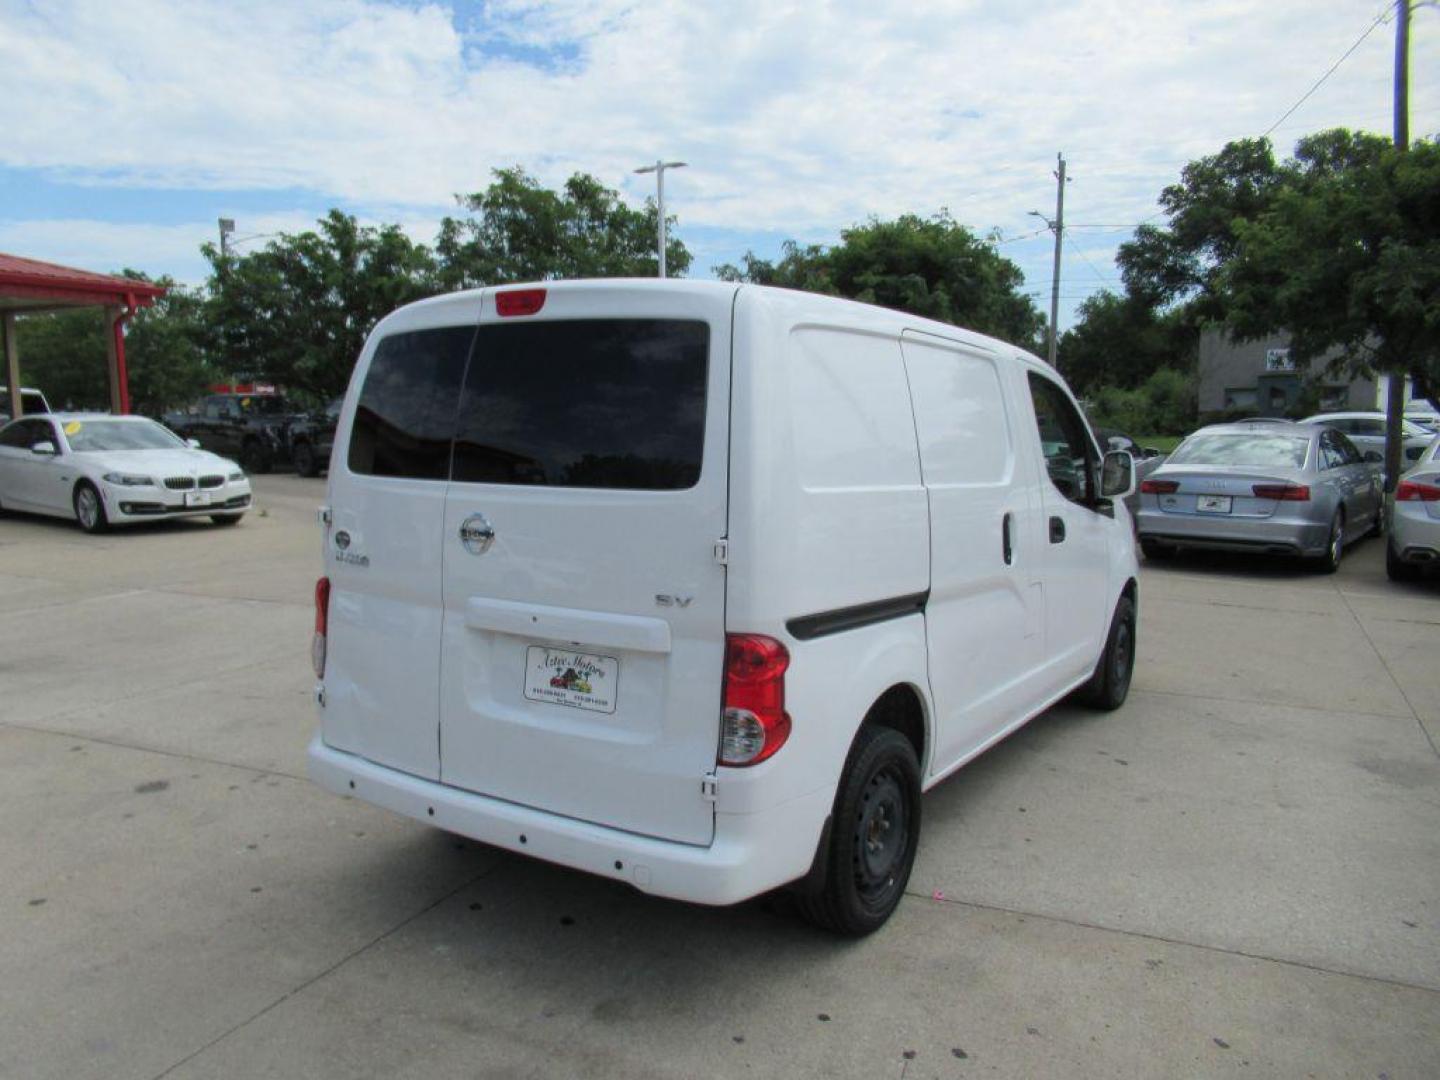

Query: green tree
13,308,109,409
204,210,437,398
1056,291,1192,396
119,272,215,414
1221,135,1440,407
434,167,688,289
716,212,1044,348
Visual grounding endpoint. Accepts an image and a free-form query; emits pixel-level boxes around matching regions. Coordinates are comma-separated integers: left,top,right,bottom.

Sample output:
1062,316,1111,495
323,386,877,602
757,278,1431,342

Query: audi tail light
1252,483,1311,501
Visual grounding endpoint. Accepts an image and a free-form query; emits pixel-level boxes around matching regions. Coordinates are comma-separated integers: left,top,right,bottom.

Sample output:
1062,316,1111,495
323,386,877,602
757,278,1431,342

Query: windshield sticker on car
64,421,82,435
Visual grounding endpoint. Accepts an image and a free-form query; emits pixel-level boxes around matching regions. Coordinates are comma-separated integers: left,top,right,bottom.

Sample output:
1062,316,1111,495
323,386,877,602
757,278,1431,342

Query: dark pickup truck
164,393,300,474
287,397,341,477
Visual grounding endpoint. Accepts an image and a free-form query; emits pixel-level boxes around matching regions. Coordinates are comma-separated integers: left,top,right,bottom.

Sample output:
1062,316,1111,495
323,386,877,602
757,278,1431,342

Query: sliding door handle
1002,512,1014,565
1049,516,1066,544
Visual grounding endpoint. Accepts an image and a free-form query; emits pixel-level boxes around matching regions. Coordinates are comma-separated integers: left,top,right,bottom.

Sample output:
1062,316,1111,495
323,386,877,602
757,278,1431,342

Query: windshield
65,419,185,452
1168,432,1310,469
236,396,289,415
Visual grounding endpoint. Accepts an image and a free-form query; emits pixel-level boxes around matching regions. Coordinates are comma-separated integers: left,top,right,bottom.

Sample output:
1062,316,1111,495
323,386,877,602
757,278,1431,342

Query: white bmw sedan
0,413,252,533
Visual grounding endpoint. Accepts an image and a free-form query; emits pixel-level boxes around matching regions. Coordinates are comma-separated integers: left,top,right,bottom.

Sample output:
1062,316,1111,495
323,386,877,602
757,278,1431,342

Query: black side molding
787,591,929,641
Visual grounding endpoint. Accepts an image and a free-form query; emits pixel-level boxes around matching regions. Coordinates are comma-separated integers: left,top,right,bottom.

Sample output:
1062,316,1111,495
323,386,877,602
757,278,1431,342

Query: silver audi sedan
1135,420,1382,572
1387,435,1440,581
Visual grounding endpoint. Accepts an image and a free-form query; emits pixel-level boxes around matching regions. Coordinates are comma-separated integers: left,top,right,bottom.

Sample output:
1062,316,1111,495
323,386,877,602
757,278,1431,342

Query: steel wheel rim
77,489,98,529
1113,616,1134,695
852,767,909,910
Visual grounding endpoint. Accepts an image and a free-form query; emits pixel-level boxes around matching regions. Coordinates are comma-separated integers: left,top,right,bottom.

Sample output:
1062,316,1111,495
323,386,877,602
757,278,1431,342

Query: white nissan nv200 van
308,280,1139,935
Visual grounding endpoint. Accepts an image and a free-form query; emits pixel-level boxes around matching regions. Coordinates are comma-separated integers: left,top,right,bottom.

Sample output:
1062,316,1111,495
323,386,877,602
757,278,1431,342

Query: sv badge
655,594,693,608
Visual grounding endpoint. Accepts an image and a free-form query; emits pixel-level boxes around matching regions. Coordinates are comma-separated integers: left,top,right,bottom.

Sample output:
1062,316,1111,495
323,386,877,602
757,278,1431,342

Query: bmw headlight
103,472,155,487
228,470,246,482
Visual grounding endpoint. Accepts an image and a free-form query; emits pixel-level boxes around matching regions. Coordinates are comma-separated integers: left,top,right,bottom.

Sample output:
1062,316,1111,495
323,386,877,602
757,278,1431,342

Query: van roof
384,279,1040,367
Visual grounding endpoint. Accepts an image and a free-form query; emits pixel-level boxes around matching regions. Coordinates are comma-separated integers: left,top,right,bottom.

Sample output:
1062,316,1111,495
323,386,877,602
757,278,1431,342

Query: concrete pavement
2,476,1437,1079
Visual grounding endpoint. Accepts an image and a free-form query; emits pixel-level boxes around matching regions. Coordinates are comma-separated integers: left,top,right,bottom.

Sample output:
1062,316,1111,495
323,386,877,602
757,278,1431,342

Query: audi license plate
184,490,212,507
524,647,618,714
1196,494,1232,514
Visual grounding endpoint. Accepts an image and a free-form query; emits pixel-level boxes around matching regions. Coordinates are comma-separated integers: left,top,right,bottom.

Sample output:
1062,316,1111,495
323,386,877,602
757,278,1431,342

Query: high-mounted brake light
718,634,790,767
312,576,331,678
1396,479,1440,502
1252,483,1311,501
494,288,547,317
1139,479,1178,494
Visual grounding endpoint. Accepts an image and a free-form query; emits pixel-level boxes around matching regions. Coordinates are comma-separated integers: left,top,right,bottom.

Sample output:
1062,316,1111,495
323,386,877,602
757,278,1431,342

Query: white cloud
2,0,1437,324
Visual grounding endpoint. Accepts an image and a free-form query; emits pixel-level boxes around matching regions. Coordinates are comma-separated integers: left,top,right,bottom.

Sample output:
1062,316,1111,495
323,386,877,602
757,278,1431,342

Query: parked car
1405,411,1439,436
1300,411,1432,467
1387,435,1440,582
308,280,1140,936
164,393,298,474
0,386,52,421
0,413,251,532
1135,419,1381,571
288,397,340,477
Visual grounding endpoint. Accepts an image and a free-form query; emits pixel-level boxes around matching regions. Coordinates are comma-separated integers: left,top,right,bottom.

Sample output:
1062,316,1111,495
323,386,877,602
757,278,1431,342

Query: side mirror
186,438,202,449
1100,450,1136,499
1141,447,1162,459
31,440,57,456
1363,450,1383,464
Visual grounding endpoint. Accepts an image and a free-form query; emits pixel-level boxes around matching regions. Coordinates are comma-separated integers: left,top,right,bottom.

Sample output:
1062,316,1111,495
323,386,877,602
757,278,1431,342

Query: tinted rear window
451,319,708,490
1168,433,1309,468
348,327,473,479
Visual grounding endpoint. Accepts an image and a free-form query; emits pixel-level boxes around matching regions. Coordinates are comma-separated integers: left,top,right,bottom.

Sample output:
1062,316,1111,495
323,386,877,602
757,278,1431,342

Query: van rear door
437,284,733,846
320,299,478,781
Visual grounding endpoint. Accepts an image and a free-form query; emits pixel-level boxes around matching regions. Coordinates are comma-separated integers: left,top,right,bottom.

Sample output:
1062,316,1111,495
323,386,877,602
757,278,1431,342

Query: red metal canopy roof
0,252,167,312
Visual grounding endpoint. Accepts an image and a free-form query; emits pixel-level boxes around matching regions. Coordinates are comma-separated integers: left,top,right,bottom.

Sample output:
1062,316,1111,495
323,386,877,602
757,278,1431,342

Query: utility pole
633,160,687,277
1384,1,1410,495
218,217,235,259
1029,152,1068,366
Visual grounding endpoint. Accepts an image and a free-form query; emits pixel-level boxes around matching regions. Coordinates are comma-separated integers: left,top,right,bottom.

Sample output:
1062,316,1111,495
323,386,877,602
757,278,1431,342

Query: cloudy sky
1,0,1436,329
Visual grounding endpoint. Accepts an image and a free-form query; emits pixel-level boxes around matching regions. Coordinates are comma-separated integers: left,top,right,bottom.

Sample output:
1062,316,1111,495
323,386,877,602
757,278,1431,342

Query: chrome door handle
459,513,495,554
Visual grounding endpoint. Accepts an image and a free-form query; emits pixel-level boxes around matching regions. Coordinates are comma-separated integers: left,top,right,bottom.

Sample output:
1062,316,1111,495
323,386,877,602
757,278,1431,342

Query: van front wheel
1077,593,1136,711
797,725,921,937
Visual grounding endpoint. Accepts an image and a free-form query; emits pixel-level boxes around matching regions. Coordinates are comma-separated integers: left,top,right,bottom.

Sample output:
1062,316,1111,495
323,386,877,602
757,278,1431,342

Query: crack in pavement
907,890,1440,996
148,863,505,1080
1335,586,1440,761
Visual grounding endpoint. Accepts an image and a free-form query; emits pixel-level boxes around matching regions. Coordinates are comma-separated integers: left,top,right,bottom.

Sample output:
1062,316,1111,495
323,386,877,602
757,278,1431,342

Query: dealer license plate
184,490,212,507
1196,494,1232,514
523,646,618,714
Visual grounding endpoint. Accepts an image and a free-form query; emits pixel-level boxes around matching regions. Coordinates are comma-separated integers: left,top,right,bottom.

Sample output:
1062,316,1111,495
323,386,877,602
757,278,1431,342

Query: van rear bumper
307,734,831,907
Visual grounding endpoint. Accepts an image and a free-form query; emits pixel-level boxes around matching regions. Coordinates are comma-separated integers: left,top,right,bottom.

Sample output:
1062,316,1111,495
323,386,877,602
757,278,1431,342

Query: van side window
1027,372,1094,505
348,327,474,480
452,319,708,490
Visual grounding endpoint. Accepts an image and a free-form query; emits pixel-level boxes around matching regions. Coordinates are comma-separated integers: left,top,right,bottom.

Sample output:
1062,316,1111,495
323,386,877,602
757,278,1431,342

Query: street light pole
1384,0,1410,495
218,218,235,259
634,160,687,278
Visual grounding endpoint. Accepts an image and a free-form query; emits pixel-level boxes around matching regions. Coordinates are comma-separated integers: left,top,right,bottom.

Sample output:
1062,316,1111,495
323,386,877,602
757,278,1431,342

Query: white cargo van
308,280,1139,934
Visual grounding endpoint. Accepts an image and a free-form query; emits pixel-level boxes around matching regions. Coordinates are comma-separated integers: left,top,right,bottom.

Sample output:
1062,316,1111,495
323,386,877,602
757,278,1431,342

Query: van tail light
494,288,546,317
312,576,330,678
718,634,790,767
1252,483,1311,501
1139,479,1178,494
1396,479,1440,502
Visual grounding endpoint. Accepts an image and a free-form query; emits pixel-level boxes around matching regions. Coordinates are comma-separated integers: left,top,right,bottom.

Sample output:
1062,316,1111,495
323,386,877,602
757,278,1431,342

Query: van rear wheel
797,725,921,937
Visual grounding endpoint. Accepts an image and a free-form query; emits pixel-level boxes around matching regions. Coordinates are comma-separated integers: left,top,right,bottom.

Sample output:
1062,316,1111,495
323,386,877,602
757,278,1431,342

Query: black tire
1387,539,1421,582
240,439,273,475
1077,593,1137,711
797,725,921,937
1139,538,1173,561
210,513,244,527
292,440,320,478
1369,504,1385,538
1312,510,1344,574
73,481,108,534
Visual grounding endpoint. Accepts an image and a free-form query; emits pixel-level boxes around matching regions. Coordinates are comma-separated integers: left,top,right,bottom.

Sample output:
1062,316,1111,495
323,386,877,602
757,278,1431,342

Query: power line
1262,5,1393,137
